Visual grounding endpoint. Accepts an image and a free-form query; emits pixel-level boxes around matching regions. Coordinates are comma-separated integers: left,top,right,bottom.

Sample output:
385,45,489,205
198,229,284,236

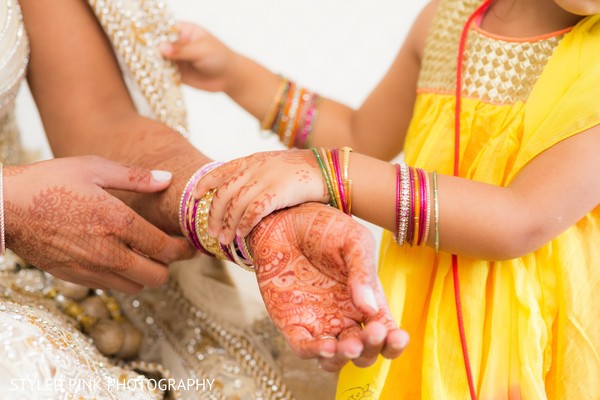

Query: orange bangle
261,77,289,130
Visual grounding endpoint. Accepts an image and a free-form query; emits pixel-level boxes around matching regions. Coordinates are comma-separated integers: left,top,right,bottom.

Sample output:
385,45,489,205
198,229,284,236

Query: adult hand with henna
4,156,195,294
248,202,409,371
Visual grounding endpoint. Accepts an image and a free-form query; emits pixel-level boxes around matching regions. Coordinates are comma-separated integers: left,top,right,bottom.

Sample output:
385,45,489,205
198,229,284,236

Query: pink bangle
422,171,432,246
296,94,320,148
418,168,428,246
179,161,222,234
331,149,348,214
407,167,416,245
179,161,223,251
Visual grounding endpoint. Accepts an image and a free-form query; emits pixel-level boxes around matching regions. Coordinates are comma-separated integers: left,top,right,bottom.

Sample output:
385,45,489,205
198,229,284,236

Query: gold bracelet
260,76,289,130
194,189,229,260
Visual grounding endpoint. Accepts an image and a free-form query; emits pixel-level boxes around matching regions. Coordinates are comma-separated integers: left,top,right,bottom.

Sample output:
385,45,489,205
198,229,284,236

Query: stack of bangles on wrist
261,76,321,149
312,147,440,254
179,162,255,271
312,147,354,215
394,163,440,253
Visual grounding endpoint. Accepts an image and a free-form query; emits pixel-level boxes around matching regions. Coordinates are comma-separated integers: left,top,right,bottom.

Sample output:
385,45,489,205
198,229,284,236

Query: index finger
118,207,197,264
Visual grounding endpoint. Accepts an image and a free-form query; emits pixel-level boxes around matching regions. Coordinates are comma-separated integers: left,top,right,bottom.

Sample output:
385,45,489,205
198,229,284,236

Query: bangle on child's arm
311,147,353,215
393,163,435,250
261,76,321,149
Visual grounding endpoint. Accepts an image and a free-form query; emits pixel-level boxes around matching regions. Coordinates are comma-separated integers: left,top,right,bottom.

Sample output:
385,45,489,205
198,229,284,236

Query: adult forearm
51,115,210,235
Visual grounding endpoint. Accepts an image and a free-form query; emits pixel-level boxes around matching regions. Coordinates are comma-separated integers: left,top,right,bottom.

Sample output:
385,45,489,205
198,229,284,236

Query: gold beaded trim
115,278,295,400
88,0,189,135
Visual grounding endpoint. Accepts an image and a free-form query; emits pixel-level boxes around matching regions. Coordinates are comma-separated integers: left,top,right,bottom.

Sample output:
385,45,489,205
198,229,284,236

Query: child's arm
195,123,600,261
162,1,440,160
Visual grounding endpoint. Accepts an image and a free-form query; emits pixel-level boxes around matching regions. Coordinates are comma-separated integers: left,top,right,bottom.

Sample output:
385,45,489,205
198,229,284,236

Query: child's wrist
222,53,249,97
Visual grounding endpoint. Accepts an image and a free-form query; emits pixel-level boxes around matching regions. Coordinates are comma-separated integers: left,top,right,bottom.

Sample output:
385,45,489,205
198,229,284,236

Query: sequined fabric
0,257,161,400
0,0,27,165
417,0,564,104
88,0,188,136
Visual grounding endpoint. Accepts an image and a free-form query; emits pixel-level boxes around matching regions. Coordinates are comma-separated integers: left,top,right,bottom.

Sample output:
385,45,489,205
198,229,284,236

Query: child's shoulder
408,0,444,61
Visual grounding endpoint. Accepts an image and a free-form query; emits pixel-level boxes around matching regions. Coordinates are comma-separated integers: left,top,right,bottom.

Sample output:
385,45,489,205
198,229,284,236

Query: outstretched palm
249,202,408,371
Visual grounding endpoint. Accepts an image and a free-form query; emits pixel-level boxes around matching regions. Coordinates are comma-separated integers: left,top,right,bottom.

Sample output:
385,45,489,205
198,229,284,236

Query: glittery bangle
398,163,411,246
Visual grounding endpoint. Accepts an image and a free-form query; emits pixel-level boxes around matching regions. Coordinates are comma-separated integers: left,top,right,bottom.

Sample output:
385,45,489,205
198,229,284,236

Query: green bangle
311,147,338,208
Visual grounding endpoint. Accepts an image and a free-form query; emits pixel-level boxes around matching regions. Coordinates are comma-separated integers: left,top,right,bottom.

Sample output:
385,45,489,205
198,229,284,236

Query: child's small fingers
206,176,247,237
161,42,206,61
381,329,409,360
219,183,267,244
176,21,208,42
236,193,281,238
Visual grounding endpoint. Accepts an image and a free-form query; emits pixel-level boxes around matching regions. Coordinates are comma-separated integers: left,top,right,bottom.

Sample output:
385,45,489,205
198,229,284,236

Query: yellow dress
338,1,600,399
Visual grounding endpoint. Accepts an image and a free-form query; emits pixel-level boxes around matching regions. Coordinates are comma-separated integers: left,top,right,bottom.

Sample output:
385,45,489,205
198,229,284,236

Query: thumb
95,162,173,193
161,41,208,62
345,228,380,315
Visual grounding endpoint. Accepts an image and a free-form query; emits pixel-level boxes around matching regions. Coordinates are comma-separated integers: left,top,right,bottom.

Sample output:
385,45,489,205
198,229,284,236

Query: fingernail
151,170,172,182
343,351,360,359
360,286,379,312
319,350,334,358
218,233,226,244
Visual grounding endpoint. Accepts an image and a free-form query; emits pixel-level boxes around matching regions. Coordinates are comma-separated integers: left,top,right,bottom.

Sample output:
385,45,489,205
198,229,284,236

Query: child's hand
161,22,240,92
193,150,329,244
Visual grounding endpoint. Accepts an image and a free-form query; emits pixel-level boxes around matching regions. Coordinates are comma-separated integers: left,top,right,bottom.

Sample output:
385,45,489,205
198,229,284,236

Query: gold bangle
260,76,289,130
241,236,255,266
194,189,229,260
341,147,353,214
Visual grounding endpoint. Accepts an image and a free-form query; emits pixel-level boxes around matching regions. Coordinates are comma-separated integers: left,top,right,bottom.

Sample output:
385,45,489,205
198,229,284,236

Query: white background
16,0,427,299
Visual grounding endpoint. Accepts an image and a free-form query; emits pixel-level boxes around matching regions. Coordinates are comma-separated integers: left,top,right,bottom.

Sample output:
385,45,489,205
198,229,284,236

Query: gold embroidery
418,0,564,104
88,0,188,135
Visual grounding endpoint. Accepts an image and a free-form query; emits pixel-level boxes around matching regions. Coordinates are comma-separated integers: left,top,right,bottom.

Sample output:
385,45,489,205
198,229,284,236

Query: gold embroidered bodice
417,0,565,105
0,0,28,165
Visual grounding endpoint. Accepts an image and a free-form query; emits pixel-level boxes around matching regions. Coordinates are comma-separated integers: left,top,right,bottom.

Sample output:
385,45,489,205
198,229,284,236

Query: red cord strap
453,1,493,399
